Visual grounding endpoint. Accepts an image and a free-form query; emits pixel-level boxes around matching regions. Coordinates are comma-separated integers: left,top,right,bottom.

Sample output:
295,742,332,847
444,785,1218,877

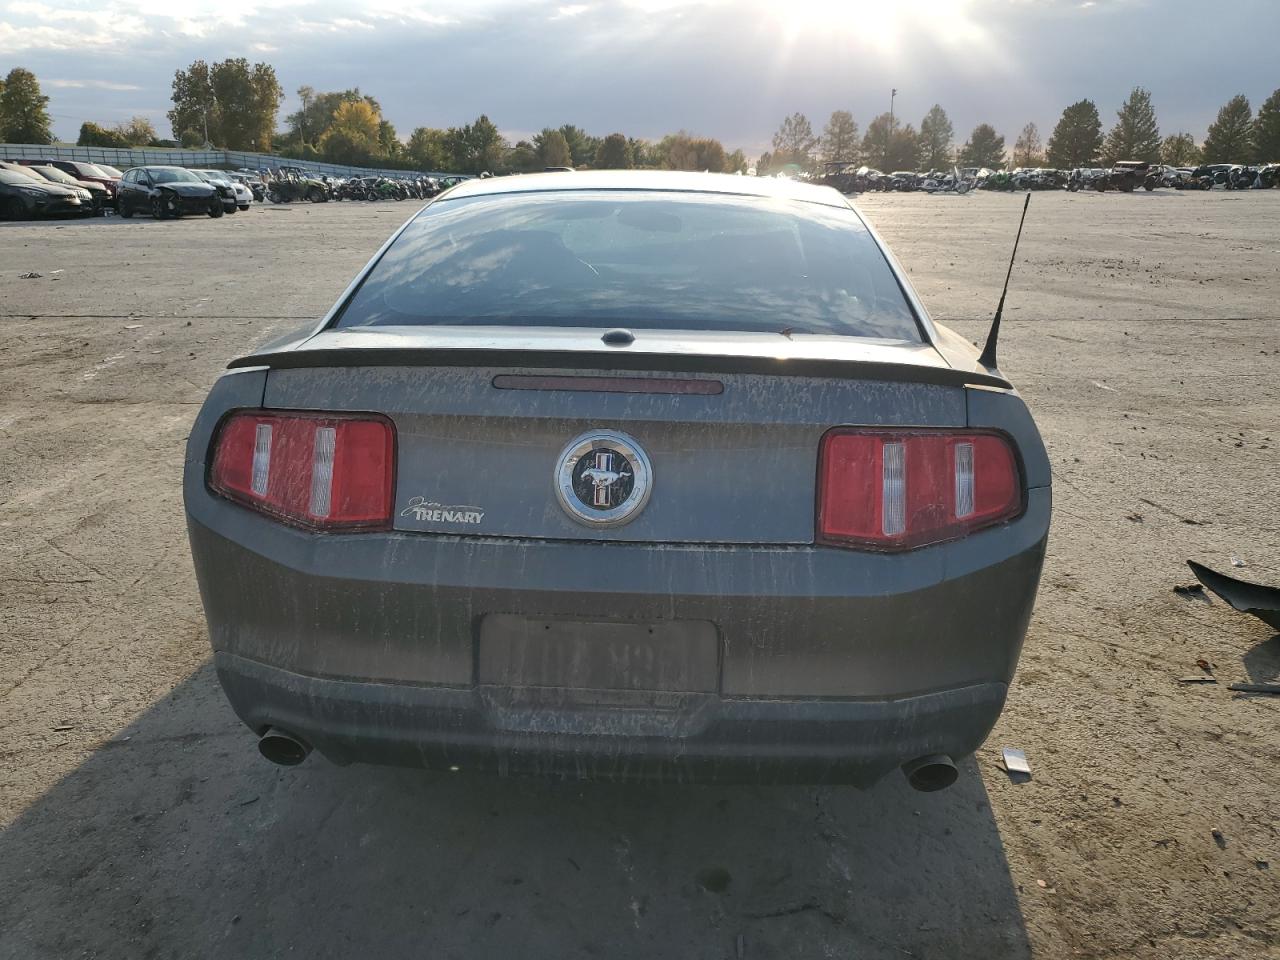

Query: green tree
286,88,378,148
1254,88,1280,162
594,132,632,169
1160,132,1200,166
724,148,748,173
446,115,508,174
320,99,382,164
505,140,541,173
115,116,157,146
861,113,919,170
918,104,954,170
1201,94,1254,163
407,127,451,170
209,58,282,151
168,60,215,144
655,132,728,172
1045,99,1103,168
77,121,129,148
557,124,599,167
1011,122,1044,167
170,59,281,150
0,68,54,144
536,128,572,167
771,113,817,169
628,138,652,168
958,123,1006,169
1104,87,1161,162
378,119,401,159
820,110,859,163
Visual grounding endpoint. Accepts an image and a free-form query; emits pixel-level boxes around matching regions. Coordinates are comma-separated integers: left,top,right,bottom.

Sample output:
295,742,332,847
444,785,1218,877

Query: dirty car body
185,171,1051,788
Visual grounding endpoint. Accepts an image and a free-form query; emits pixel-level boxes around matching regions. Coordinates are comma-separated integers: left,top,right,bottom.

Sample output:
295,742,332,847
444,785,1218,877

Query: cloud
46,78,143,91
3,0,1276,152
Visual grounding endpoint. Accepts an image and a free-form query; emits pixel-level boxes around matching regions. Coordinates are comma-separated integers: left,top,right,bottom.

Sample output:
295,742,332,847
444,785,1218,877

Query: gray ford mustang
184,171,1050,790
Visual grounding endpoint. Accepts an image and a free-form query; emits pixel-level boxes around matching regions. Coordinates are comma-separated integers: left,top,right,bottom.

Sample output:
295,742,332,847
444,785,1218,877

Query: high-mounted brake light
817,429,1022,551
209,411,395,530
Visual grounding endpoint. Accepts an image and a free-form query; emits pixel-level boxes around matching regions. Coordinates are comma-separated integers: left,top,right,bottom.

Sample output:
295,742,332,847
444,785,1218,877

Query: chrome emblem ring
554,430,653,528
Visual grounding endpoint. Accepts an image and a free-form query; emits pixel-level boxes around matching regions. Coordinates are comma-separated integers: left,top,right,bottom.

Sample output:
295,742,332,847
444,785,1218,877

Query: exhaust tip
258,727,311,766
902,754,958,792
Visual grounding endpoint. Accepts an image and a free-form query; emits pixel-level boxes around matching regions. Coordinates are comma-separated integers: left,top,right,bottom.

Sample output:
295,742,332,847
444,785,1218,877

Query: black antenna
978,192,1031,370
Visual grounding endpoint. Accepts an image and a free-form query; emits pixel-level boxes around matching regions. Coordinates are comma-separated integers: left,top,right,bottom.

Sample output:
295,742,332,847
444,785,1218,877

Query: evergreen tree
1045,99,1103,168
918,104,954,170
957,124,1006,169
1201,95,1253,163
820,110,859,163
771,113,817,169
594,132,632,169
1160,133,1199,167
1254,88,1280,162
1103,87,1161,163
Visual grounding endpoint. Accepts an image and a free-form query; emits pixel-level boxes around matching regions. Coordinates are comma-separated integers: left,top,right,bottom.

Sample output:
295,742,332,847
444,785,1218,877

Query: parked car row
0,157,461,221
819,160,1280,195
0,158,125,219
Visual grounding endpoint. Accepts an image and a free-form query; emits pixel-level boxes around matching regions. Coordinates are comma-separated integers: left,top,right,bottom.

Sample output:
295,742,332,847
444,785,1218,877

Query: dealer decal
400,496,485,525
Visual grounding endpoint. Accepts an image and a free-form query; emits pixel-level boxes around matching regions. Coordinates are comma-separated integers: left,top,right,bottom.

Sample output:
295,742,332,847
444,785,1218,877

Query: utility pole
890,88,897,129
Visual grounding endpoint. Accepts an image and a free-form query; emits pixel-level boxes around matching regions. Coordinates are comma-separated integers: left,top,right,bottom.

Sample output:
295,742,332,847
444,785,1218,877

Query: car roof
441,170,853,209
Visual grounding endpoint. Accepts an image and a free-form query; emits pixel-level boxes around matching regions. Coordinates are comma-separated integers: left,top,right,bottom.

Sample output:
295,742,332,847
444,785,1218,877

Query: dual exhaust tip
257,730,959,792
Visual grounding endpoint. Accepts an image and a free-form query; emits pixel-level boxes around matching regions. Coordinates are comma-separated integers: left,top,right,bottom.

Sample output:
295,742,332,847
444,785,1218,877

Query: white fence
0,143,457,179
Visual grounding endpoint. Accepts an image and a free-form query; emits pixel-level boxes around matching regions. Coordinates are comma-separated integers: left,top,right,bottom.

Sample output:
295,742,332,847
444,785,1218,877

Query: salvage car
22,164,111,215
46,159,120,208
185,171,1051,790
190,169,252,212
0,167,90,219
116,165,223,219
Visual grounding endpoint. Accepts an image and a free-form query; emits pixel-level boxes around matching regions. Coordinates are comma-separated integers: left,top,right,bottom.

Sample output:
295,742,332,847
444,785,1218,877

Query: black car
0,168,90,219
117,166,223,219
24,164,110,215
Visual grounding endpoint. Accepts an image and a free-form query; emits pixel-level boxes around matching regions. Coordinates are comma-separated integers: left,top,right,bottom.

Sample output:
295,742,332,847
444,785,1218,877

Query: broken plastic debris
1002,747,1031,780
1231,556,1246,567
1187,561,1280,630
19,271,41,279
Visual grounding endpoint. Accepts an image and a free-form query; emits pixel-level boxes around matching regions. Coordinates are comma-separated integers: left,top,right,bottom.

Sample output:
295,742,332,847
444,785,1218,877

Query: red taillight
209,411,395,530
817,429,1022,551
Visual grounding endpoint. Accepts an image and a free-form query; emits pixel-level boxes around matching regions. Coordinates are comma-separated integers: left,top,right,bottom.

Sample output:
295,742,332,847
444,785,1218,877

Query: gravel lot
1,190,1278,959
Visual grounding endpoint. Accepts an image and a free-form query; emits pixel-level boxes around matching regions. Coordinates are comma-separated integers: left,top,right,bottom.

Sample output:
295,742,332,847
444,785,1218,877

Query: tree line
3,63,1278,175
766,86,1280,174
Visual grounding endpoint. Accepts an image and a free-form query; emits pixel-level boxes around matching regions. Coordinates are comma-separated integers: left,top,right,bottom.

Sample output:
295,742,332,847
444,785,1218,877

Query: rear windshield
336,190,921,340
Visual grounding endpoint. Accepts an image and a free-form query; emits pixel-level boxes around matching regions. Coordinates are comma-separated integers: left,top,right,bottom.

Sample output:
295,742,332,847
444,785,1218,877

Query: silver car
184,171,1050,790
190,169,253,212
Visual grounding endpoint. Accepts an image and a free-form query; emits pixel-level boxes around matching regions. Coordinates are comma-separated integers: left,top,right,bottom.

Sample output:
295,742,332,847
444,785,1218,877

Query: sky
1,0,1276,155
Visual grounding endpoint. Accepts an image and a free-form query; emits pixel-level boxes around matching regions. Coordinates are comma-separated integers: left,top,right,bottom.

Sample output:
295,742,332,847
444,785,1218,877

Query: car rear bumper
215,651,1009,785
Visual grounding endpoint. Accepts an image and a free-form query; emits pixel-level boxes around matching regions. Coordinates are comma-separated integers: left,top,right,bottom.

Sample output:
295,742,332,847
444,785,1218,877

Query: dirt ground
1,190,1278,960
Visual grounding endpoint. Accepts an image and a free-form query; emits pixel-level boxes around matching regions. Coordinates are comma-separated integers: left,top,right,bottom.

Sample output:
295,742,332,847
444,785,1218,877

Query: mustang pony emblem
554,430,653,528
579,454,634,507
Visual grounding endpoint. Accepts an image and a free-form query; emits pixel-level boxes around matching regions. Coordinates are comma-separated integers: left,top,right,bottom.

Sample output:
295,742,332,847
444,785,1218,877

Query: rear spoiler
228,344,1013,391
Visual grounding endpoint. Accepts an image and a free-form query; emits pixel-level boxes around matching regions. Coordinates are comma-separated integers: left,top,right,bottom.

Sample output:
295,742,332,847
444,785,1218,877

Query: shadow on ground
0,665,1029,959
